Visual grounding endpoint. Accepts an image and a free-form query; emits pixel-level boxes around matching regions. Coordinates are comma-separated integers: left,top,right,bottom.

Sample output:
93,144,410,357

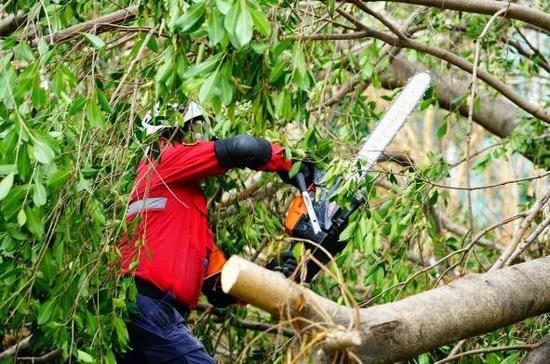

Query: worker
117,101,310,363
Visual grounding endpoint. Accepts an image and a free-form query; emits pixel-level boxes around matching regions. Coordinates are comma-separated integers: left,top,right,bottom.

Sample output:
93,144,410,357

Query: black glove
266,250,298,277
279,160,315,190
202,273,237,308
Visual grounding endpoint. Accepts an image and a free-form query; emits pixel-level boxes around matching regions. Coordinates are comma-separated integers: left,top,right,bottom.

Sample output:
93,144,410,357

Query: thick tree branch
338,9,550,123
222,256,550,363
0,10,25,37
30,5,138,46
359,0,550,34
0,335,31,360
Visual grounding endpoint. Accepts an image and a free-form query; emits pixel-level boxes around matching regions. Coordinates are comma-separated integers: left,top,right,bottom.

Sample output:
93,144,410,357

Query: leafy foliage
0,0,548,362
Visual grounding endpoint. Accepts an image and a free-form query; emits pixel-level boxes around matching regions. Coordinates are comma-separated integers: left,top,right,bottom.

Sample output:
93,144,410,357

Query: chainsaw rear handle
295,172,308,192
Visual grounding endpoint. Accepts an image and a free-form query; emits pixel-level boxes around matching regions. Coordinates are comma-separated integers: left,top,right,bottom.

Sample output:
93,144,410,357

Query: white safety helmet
142,101,204,136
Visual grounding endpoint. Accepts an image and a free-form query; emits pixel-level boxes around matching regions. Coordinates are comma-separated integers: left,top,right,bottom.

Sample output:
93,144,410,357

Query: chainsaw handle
295,172,308,192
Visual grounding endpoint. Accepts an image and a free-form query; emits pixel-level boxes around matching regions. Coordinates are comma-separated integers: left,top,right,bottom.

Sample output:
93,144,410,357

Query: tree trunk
222,256,550,363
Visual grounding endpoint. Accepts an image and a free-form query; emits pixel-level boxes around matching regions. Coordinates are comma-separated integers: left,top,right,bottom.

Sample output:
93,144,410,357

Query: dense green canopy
0,0,548,362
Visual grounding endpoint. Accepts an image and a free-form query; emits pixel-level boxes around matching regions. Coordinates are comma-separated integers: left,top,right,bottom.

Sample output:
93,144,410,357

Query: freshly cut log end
221,255,301,315
221,256,350,321
221,255,241,294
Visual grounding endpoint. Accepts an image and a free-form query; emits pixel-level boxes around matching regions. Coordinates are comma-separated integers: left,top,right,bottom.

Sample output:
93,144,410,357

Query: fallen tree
222,255,550,363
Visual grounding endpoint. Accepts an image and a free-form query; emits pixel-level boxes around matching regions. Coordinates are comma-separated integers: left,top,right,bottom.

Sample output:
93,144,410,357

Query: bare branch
30,5,138,46
505,214,550,266
18,349,62,363
522,334,550,364
433,210,504,251
0,335,31,360
338,8,550,123
492,185,550,270
358,0,550,34
434,344,536,364
0,10,25,37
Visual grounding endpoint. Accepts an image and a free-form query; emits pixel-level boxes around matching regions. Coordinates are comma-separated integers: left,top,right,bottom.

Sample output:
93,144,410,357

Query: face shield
142,101,209,142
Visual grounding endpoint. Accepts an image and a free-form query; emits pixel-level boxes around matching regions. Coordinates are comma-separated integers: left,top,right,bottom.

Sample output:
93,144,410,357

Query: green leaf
37,298,56,324
208,10,225,46
219,62,233,105
182,54,222,79
224,2,241,48
114,317,129,346
47,170,70,190
17,208,26,226
77,350,94,363
437,119,448,138
83,33,106,49
33,139,55,165
32,77,47,108
174,2,206,34
0,172,14,200
288,161,302,178
199,69,220,103
15,42,35,63
25,207,44,238
33,183,47,207
0,165,16,176
292,243,303,260
249,2,271,36
293,43,309,89
236,0,253,46
339,220,357,241
216,0,232,14
86,98,106,129
407,49,418,62
96,89,112,113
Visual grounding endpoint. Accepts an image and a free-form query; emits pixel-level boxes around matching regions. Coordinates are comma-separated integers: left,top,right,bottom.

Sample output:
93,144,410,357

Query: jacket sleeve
256,143,292,172
154,140,291,186
155,141,227,185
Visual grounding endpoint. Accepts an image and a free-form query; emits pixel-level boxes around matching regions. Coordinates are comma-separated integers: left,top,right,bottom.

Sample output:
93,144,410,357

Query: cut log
222,256,550,363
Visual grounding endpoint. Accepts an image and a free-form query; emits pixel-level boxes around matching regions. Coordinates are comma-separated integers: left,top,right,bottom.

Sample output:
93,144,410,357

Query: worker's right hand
279,160,315,190
266,250,298,278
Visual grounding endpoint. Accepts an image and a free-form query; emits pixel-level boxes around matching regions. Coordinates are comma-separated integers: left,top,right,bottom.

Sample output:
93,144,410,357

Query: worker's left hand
202,273,237,308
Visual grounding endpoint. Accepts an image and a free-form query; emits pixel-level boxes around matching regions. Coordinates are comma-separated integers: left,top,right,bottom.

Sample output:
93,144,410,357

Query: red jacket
119,140,290,308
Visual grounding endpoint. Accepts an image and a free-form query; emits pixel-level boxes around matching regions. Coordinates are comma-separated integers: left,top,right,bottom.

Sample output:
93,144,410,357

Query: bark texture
0,11,26,37
222,256,550,363
30,6,138,46
364,0,550,33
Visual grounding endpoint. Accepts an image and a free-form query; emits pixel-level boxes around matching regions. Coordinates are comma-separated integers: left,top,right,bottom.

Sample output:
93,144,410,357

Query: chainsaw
280,71,433,282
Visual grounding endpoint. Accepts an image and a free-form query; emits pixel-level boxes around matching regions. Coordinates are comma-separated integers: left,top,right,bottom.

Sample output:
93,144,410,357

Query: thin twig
463,6,508,275
435,344,535,364
505,213,550,265
19,349,62,363
491,185,550,271
423,171,550,191
109,25,157,106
